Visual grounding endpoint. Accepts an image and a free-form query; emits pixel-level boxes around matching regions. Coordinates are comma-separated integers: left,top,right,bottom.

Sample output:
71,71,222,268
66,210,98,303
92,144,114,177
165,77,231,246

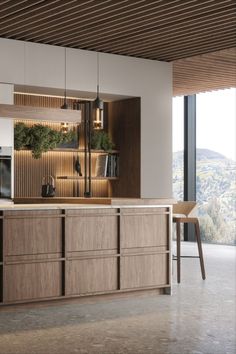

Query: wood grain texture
120,208,168,249
173,48,236,96
66,209,118,252
66,257,118,295
0,104,81,123
14,94,108,198
14,93,76,110
0,0,235,62
122,246,167,255
14,94,142,199
108,98,141,198
0,3,234,95
14,150,108,197
121,254,168,289
1,205,171,304
4,261,62,302
3,210,62,256
13,197,176,205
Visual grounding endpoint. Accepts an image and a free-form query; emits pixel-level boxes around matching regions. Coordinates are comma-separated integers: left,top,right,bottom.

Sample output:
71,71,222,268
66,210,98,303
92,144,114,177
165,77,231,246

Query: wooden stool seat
173,201,206,283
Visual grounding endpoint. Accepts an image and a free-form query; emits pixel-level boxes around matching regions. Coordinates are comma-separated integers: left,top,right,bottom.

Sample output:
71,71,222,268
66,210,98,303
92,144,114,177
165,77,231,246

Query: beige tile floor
0,242,235,354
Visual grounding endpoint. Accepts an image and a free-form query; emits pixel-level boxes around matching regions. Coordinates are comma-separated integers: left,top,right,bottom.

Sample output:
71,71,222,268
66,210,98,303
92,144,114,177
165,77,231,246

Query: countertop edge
0,201,175,211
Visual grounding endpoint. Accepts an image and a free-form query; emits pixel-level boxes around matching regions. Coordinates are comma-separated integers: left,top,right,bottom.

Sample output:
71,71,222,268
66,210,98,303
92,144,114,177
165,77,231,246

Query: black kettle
41,175,56,197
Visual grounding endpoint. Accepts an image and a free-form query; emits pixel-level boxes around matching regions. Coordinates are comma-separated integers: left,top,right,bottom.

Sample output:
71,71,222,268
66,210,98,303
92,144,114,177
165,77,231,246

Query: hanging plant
91,130,114,152
14,122,30,150
14,122,76,159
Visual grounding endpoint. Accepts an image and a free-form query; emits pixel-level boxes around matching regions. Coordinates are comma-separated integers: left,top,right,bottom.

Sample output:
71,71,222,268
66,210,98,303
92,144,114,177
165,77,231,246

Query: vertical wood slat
14,150,108,197
13,94,108,198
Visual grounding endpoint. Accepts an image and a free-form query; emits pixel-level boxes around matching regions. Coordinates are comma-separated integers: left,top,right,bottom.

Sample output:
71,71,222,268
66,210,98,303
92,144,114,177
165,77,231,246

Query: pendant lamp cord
97,52,99,97
64,47,67,105
24,42,26,105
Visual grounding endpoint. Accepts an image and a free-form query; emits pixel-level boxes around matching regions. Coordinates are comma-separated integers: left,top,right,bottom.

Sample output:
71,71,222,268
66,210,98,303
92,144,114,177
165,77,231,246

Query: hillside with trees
173,149,236,245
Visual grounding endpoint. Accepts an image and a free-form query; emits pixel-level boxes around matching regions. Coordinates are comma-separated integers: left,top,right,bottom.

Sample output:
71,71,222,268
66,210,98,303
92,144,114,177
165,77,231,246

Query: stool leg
176,221,181,283
194,220,206,280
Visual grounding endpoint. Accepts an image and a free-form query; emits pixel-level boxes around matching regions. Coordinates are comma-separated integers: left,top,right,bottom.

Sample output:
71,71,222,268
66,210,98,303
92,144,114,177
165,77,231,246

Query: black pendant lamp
61,47,68,109
93,53,103,130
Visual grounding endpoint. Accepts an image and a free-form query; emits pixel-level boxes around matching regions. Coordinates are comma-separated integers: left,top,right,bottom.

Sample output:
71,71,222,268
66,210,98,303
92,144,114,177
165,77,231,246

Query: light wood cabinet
3,210,62,257
120,207,170,290
120,207,168,249
0,205,171,305
121,254,168,289
4,261,62,302
1,210,63,303
66,209,118,254
66,257,118,295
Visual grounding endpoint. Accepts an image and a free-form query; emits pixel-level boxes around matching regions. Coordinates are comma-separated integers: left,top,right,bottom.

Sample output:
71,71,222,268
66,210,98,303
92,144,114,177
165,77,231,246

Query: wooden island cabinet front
0,204,172,305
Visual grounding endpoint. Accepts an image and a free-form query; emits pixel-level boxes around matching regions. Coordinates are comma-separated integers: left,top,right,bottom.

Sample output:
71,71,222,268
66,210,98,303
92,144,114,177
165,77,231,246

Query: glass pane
0,158,11,198
196,88,236,245
172,96,184,201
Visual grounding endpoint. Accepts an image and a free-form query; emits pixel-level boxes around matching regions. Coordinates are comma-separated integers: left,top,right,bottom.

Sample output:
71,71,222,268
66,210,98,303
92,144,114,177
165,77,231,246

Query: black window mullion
184,95,196,241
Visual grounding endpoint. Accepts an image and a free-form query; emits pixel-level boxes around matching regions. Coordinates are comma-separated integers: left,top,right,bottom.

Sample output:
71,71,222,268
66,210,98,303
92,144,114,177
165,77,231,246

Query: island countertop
12,197,176,208
0,198,173,305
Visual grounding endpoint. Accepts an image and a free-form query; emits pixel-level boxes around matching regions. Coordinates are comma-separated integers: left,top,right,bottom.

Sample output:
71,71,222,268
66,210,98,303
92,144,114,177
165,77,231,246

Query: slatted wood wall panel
14,150,108,198
14,93,74,109
14,94,108,198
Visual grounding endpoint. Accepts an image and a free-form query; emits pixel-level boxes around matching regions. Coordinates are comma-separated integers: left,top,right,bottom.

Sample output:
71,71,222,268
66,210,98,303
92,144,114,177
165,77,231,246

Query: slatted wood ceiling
173,47,236,96
0,0,235,95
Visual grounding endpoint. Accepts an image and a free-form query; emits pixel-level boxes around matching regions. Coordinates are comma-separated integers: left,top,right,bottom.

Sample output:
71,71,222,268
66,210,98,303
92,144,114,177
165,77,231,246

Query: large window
196,88,236,245
172,96,184,201
172,88,236,245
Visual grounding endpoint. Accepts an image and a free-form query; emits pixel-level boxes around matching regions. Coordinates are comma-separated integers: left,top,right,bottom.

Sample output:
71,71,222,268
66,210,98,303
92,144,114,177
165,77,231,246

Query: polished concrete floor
0,242,235,354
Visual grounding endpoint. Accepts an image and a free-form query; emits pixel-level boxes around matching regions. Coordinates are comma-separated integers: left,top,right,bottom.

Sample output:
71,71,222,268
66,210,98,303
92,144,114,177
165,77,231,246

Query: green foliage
14,122,76,159
14,122,30,150
173,149,236,245
199,214,217,242
91,130,114,152
28,124,61,159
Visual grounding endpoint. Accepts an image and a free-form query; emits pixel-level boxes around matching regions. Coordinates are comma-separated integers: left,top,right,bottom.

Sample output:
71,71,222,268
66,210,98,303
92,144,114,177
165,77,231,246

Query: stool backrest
173,201,197,216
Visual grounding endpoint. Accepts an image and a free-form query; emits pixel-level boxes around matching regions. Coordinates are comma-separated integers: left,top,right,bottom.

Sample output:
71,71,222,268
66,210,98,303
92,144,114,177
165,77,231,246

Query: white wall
0,83,14,198
0,83,14,146
0,37,173,198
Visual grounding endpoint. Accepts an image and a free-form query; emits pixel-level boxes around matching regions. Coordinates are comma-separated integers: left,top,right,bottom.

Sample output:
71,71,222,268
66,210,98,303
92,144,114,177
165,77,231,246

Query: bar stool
173,201,206,283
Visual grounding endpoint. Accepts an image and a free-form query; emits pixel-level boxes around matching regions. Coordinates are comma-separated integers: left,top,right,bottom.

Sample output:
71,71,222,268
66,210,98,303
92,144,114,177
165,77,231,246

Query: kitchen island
0,199,174,305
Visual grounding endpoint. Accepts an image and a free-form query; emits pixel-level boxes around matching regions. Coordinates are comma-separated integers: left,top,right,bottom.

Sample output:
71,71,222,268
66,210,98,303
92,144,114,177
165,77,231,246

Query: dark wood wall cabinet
0,205,171,305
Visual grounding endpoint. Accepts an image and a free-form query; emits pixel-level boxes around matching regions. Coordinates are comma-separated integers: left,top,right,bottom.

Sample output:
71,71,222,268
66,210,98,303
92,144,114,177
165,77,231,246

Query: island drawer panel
121,253,168,289
120,211,168,248
3,261,62,302
3,210,62,256
66,257,117,295
66,211,118,251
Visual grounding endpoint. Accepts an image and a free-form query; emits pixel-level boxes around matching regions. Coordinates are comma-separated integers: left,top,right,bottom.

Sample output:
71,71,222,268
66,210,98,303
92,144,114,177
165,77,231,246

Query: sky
173,88,236,161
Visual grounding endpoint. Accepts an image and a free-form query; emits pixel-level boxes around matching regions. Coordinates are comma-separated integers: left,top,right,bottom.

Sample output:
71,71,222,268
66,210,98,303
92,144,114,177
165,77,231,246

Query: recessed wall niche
14,93,141,198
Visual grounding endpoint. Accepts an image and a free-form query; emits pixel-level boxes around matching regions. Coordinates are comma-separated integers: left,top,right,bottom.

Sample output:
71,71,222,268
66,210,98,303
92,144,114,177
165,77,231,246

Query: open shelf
57,176,119,180
53,148,119,154
14,95,140,198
